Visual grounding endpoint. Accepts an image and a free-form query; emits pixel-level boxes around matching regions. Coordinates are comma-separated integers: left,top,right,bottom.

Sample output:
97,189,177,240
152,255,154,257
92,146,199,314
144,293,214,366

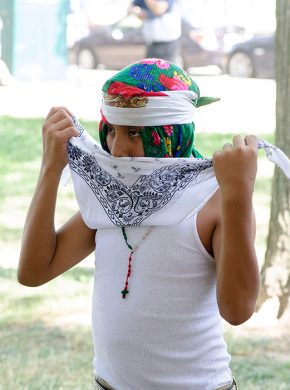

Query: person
129,0,181,63
18,58,261,389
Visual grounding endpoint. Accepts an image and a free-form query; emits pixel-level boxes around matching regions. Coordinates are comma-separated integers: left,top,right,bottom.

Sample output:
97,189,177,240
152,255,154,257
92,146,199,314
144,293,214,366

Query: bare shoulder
196,190,221,256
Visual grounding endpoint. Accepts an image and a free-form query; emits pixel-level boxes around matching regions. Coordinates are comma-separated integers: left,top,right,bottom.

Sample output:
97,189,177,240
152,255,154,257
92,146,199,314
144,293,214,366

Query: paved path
0,67,275,135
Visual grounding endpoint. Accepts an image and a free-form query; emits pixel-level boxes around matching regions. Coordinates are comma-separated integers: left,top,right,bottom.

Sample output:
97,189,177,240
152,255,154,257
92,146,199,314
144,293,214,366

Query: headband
101,90,198,126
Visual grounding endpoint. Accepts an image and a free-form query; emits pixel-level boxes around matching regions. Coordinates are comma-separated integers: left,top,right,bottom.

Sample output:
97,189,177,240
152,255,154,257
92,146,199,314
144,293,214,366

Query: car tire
227,52,254,78
77,48,98,69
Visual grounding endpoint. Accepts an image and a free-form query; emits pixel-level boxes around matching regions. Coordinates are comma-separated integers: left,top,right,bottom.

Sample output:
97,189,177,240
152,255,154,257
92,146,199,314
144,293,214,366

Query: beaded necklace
121,226,153,299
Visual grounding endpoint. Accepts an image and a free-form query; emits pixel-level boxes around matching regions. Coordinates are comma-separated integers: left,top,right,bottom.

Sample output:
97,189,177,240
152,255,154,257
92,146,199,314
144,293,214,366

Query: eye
107,125,115,134
128,128,142,137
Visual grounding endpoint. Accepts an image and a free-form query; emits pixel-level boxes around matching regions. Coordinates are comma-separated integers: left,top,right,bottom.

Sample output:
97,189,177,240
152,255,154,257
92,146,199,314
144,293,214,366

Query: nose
110,134,130,157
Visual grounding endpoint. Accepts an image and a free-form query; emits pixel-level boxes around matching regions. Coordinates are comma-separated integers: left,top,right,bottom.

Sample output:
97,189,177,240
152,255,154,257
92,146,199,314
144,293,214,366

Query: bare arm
144,0,169,16
18,107,96,287
212,135,260,325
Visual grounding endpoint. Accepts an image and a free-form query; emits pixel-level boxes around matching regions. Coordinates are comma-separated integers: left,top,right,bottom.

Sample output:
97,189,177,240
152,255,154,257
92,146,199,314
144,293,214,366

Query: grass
1,116,289,389
224,327,290,389
0,267,94,390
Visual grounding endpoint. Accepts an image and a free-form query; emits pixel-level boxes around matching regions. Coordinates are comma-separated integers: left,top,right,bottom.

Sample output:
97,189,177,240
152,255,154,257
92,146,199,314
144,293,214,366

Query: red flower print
163,125,173,136
152,131,161,145
155,59,170,69
107,82,144,98
159,74,189,91
140,59,170,69
106,81,166,97
172,76,189,90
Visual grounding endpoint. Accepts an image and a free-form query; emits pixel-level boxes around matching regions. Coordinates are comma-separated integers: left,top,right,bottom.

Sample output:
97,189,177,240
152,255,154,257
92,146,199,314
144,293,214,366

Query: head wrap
99,58,219,158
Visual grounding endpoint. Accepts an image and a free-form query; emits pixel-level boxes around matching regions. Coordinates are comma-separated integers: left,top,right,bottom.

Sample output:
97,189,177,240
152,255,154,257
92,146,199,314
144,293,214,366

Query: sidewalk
0,67,276,134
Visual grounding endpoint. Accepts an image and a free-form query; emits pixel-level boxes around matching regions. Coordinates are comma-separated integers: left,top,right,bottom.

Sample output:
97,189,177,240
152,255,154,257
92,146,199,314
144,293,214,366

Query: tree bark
256,0,290,318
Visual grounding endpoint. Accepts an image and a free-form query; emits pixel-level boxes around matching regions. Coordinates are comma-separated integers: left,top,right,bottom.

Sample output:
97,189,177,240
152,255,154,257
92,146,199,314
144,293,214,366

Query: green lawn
1,116,289,389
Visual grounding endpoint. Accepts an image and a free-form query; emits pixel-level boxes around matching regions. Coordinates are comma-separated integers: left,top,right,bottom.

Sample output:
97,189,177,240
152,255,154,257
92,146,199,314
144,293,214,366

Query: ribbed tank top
92,212,232,389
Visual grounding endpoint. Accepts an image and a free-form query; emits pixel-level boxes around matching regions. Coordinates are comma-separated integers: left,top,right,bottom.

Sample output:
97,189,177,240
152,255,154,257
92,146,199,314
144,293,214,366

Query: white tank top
92,212,232,389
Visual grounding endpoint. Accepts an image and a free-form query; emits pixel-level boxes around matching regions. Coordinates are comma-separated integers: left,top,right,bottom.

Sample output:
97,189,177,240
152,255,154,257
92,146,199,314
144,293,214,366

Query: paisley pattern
103,94,148,108
65,118,290,229
68,142,213,226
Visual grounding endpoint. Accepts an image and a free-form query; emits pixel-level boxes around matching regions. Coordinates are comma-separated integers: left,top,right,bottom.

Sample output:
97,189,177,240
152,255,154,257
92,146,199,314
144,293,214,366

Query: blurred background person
129,0,181,63
0,16,14,86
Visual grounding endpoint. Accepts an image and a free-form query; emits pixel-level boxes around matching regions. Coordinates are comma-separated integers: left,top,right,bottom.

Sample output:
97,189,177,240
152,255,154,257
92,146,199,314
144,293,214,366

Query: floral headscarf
99,58,219,158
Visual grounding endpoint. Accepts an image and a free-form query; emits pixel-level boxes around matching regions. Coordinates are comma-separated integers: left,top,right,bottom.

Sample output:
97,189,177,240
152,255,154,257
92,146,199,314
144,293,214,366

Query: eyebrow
128,127,143,131
107,123,143,130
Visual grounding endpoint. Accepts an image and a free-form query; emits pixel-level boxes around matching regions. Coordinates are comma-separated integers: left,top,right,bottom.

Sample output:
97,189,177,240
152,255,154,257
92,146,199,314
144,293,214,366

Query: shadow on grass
1,264,290,389
7,294,46,312
1,319,289,389
226,332,290,389
0,319,93,390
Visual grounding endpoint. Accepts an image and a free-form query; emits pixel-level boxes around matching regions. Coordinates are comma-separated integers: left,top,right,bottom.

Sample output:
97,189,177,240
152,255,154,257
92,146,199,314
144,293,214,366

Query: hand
212,135,258,198
130,5,147,20
41,107,79,173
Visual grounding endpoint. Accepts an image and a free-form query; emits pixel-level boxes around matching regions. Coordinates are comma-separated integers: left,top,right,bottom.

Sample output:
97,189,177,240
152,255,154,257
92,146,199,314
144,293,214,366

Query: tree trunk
256,0,290,318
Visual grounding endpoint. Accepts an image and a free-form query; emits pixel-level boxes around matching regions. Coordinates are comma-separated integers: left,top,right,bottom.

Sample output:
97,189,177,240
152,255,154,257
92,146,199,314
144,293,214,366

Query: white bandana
101,90,198,126
64,118,290,229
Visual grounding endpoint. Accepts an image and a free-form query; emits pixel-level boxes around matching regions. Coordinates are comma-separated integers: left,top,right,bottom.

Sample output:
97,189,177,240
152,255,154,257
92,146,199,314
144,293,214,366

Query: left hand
212,135,258,198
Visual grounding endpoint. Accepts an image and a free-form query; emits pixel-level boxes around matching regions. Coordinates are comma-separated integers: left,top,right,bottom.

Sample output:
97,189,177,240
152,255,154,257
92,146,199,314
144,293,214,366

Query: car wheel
77,48,97,69
227,52,254,78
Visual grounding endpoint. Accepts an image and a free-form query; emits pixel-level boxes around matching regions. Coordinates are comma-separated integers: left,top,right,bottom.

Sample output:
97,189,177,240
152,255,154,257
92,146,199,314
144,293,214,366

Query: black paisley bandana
64,118,290,229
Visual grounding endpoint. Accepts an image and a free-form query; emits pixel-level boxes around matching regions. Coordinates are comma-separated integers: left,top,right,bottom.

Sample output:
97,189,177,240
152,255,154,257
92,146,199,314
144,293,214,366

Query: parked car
220,33,275,78
69,14,246,71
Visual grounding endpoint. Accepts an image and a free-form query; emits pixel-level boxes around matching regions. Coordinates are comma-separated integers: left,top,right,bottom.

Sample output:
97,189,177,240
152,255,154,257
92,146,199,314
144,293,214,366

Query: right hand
41,107,79,173
130,5,147,20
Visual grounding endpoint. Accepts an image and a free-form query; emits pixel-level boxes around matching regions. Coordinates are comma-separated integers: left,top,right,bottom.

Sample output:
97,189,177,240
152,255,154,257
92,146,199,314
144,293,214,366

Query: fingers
212,135,258,196
43,107,79,139
40,107,80,173
213,134,258,167
45,107,73,127
220,135,257,151
222,143,232,151
232,135,244,147
46,106,73,120
244,135,258,150
46,117,78,136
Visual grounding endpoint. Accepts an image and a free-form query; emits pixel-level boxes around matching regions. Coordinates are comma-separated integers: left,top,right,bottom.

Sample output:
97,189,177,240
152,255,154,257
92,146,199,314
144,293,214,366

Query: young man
19,58,261,389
